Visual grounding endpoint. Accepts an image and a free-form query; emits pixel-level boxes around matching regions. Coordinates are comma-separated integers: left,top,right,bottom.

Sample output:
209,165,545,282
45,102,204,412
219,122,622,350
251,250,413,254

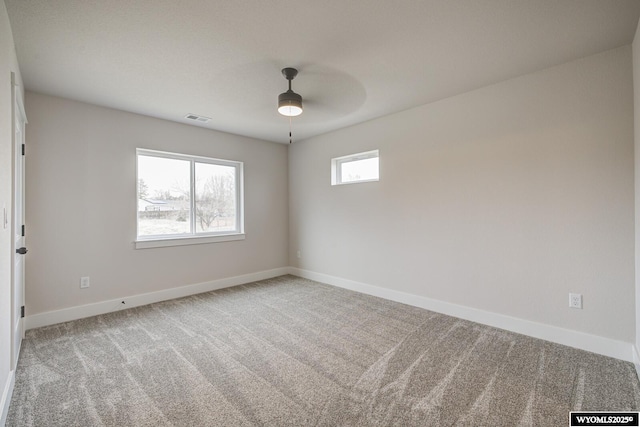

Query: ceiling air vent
184,113,211,123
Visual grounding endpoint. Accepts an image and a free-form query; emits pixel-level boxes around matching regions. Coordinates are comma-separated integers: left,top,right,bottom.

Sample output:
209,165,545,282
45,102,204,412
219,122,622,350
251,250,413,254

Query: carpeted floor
6,275,640,426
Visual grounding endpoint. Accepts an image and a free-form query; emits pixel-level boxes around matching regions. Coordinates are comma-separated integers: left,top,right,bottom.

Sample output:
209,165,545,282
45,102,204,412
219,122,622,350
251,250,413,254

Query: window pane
340,157,379,183
194,162,237,233
137,155,191,236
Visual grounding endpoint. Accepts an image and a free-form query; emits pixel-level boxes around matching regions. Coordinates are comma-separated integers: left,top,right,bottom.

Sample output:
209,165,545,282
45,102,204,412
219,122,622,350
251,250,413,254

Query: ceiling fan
272,65,366,143
277,67,303,117
277,67,303,144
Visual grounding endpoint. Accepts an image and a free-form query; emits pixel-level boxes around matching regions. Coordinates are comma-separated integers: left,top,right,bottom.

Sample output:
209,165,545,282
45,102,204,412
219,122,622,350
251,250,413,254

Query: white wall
0,0,23,422
290,46,635,344
24,92,289,315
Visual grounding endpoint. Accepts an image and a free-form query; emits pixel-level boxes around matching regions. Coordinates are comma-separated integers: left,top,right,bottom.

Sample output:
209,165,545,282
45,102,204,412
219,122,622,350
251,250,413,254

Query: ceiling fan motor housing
278,90,302,107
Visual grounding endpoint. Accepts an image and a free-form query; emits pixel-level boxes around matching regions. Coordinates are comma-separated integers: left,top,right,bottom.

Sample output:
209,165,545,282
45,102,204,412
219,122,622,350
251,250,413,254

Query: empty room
3,1,640,426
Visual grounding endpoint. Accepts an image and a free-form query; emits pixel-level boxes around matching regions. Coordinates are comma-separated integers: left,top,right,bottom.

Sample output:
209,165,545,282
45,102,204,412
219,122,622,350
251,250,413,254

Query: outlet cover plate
80,276,90,289
569,293,582,309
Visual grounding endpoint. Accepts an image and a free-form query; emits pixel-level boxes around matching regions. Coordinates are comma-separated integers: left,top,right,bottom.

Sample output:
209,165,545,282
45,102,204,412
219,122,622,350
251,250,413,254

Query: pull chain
289,116,293,144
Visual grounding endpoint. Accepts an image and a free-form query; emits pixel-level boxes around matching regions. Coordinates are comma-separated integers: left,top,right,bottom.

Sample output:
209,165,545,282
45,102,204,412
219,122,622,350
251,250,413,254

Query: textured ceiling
5,0,640,144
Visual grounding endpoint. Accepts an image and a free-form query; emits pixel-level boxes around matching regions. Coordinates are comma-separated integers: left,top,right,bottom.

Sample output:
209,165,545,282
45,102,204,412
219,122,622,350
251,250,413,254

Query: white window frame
331,149,379,186
135,148,244,249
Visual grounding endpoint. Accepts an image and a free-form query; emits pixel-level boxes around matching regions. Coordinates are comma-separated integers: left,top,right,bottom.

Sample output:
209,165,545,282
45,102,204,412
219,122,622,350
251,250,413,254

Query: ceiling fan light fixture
278,90,303,116
278,67,303,117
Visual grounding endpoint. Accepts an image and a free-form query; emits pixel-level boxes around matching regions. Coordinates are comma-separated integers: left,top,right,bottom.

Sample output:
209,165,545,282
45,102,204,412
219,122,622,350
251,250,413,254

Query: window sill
332,178,379,186
135,233,245,249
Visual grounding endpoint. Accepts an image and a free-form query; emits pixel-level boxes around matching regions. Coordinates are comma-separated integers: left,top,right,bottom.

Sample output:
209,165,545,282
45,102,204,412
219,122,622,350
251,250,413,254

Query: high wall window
331,150,379,185
136,149,244,248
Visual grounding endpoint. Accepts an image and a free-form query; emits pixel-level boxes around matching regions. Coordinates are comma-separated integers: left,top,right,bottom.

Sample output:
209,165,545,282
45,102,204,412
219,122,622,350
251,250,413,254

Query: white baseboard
0,369,15,427
25,267,290,330
288,267,634,363
633,346,640,381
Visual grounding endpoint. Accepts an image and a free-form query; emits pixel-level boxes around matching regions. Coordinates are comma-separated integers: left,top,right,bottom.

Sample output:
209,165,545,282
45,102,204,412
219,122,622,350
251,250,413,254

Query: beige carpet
7,275,640,426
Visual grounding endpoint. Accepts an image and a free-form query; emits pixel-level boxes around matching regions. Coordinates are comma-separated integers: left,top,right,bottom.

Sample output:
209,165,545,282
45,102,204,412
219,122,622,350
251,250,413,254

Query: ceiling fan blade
296,66,366,116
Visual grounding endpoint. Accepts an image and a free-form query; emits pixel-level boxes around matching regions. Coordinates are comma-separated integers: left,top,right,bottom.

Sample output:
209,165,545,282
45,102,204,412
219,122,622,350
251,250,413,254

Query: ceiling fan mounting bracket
282,67,298,81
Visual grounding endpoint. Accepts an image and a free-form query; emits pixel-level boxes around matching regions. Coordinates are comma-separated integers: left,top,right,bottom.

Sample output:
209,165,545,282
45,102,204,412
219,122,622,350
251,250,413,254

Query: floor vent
184,113,211,123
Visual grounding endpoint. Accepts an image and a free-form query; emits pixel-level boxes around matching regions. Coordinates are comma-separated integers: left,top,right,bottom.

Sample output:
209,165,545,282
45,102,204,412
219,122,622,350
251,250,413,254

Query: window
136,149,244,248
331,150,379,185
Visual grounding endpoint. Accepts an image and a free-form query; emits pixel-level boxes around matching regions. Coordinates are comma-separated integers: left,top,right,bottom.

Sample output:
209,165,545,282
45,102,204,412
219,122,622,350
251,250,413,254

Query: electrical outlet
569,293,582,309
80,276,90,289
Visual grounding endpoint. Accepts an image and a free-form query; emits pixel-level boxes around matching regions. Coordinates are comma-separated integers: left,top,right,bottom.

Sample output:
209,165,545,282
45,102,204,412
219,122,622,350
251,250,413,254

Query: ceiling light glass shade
278,90,303,116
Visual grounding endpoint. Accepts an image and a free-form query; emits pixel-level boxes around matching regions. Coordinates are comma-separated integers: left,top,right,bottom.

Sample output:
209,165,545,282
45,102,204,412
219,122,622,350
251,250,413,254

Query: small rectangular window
136,149,244,248
331,150,379,185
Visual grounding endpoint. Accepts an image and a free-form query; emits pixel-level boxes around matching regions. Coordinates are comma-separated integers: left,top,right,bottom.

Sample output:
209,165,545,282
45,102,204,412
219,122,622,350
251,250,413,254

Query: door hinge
21,224,24,237
21,144,25,156
21,306,24,318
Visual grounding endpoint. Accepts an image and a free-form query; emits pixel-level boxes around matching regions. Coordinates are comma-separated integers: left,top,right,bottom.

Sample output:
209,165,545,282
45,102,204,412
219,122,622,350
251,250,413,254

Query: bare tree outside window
138,178,149,199
195,163,236,232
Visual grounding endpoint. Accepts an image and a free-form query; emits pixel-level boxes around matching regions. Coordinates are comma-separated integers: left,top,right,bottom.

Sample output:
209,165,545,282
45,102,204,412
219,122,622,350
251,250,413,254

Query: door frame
10,71,27,369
